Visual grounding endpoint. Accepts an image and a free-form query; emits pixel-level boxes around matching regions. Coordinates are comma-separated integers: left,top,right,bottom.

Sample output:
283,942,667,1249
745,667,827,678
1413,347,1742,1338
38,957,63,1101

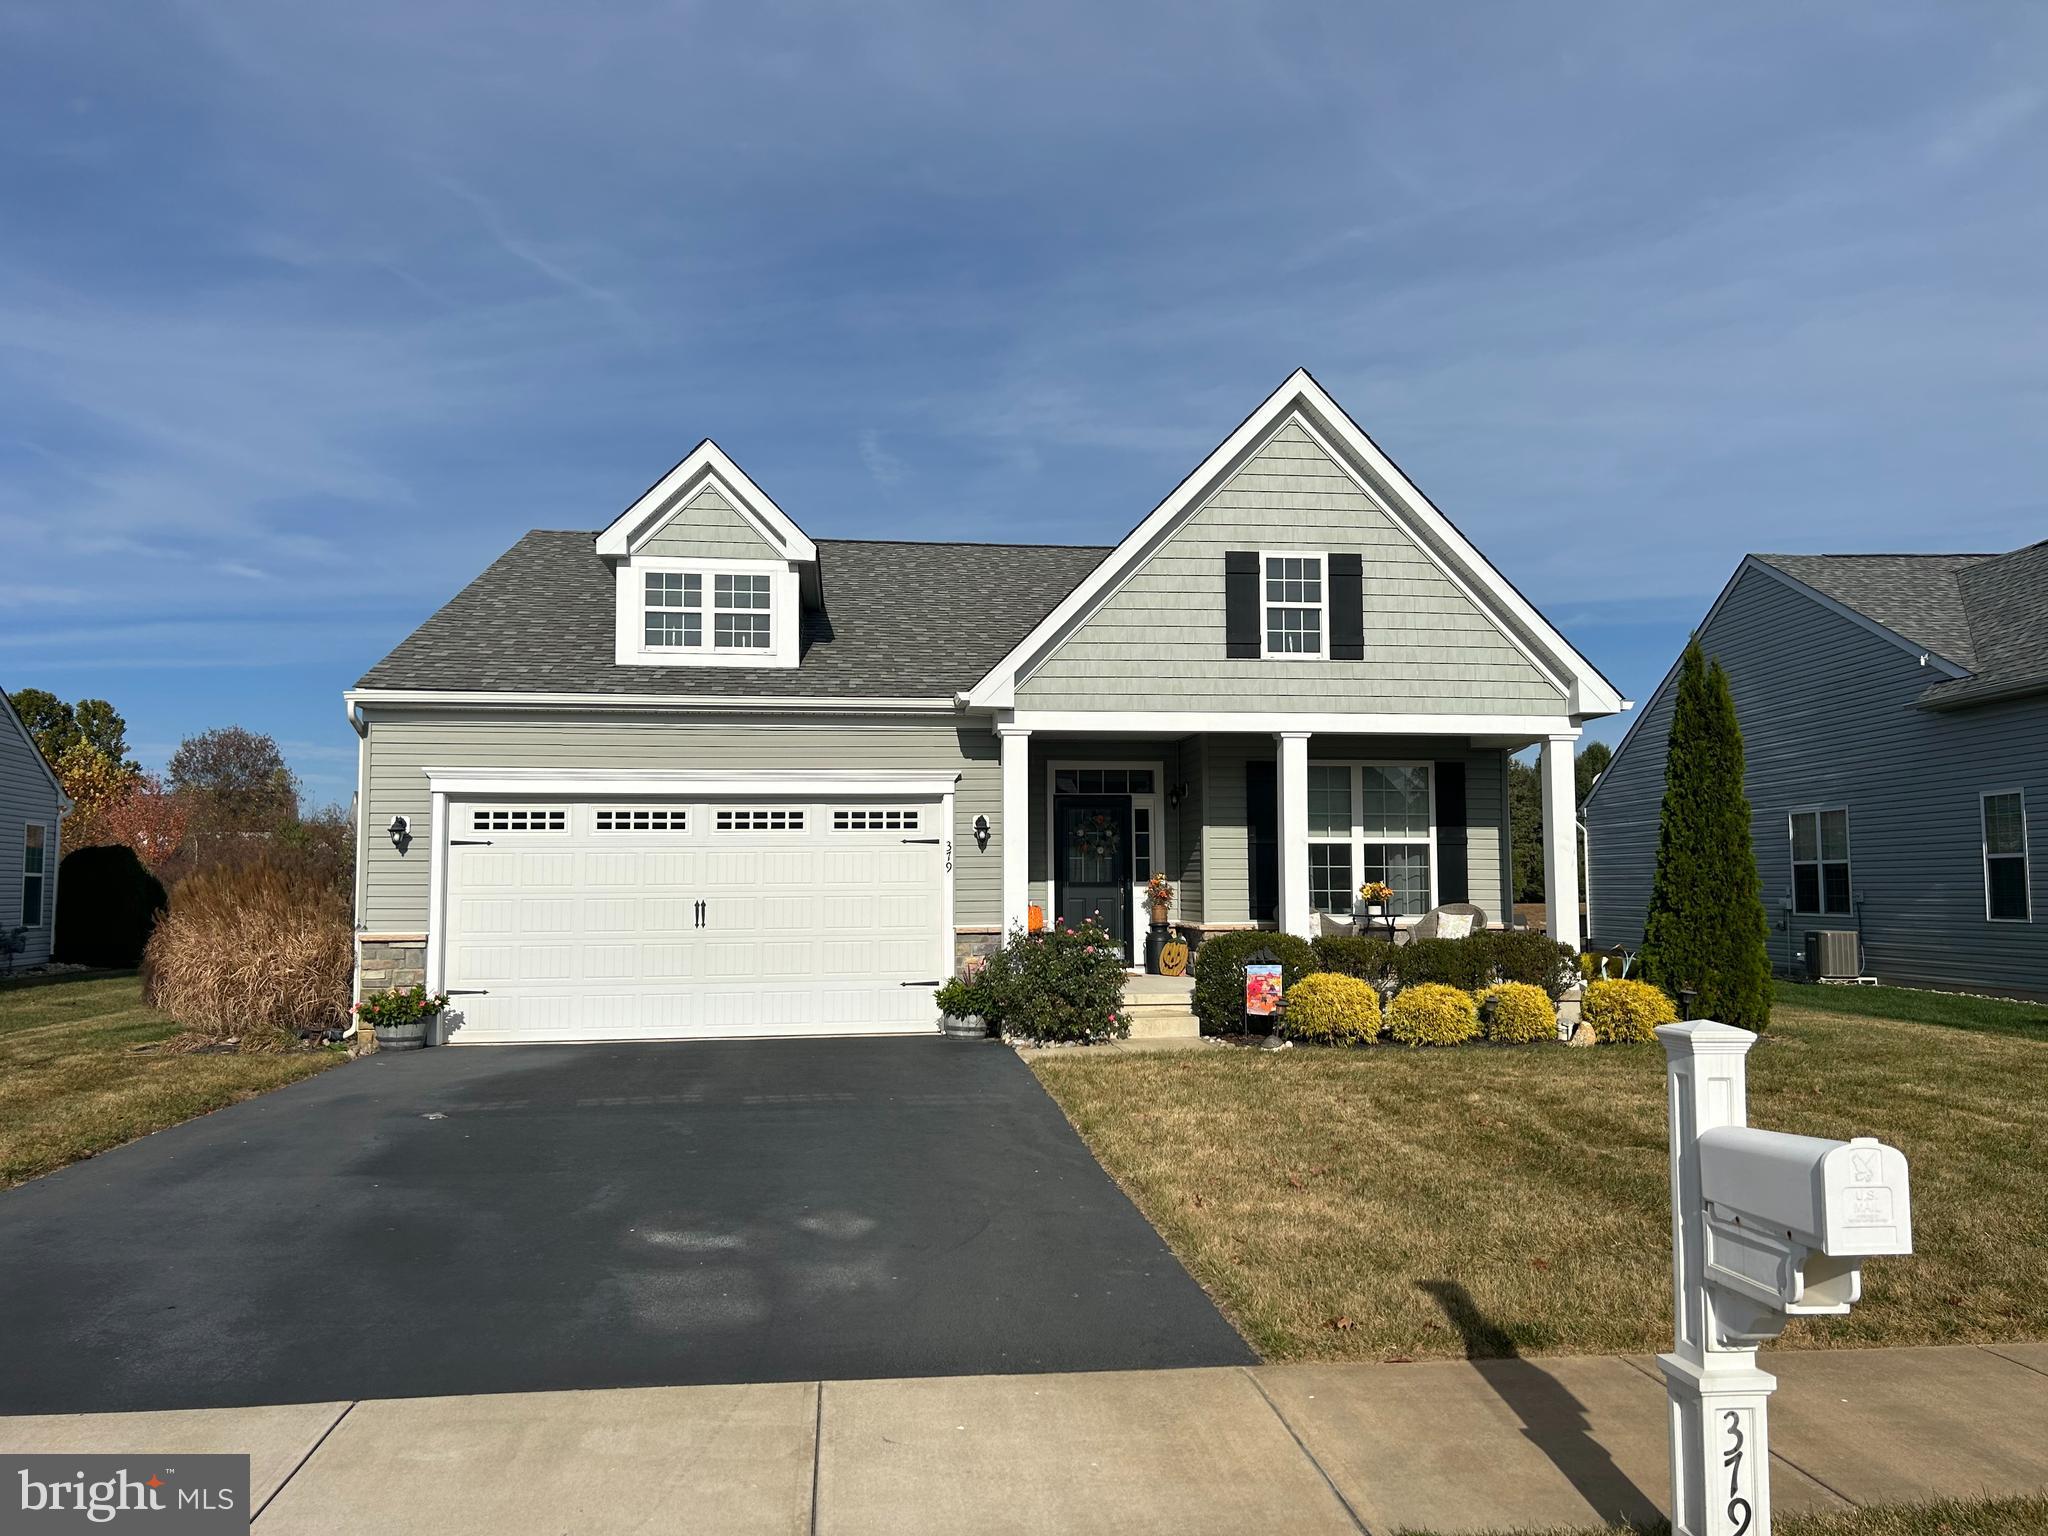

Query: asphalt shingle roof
1755,543,2048,708
356,534,1112,697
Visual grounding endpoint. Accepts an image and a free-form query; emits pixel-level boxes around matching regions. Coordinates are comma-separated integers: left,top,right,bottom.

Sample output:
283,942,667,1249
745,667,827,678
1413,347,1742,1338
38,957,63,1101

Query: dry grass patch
1396,1493,2048,1535
1031,1001,2046,1362
0,973,340,1188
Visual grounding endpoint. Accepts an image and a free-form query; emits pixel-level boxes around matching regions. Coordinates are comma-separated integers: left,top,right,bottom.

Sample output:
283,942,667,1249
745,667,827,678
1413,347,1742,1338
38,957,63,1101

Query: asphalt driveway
0,1037,1252,1414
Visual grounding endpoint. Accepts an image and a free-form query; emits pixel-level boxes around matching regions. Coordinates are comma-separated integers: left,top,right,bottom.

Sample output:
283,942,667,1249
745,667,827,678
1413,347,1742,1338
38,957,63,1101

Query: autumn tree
54,741,143,849
8,688,135,769
168,726,301,863
90,776,192,872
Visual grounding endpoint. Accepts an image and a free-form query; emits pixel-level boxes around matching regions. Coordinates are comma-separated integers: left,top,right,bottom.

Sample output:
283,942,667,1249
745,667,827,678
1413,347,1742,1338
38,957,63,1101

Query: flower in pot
1358,881,1394,917
354,984,451,1052
1145,873,1174,924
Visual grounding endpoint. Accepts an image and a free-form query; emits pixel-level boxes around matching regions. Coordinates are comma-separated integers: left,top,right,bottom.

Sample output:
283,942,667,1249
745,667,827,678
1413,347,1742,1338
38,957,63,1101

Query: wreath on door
1072,811,1122,860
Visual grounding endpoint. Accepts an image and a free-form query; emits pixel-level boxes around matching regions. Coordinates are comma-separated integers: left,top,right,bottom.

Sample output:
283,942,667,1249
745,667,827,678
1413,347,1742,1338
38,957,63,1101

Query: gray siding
638,486,782,561
1200,735,1510,925
1586,564,2048,995
1016,417,1564,713
0,707,63,967
359,712,1000,932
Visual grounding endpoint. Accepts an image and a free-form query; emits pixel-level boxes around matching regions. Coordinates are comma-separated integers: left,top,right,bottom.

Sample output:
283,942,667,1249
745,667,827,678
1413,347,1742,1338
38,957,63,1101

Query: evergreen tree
1639,639,1773,1029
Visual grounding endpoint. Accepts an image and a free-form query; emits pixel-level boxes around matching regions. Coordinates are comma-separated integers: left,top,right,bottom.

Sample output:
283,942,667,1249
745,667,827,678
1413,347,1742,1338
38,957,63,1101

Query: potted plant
354,984,451,1052
1144,874,1175,972
934,954,997,1040
1358,881,1394,918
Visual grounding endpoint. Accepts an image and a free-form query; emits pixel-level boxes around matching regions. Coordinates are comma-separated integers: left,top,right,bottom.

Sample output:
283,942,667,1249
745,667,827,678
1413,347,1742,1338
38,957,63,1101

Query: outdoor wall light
387,815,411,854
973,814,991,851
1166,782,1189,809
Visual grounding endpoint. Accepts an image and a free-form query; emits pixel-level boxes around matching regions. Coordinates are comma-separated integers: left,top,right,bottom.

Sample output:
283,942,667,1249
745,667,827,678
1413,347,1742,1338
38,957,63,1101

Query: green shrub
53,844,167,968
978,921,1129,1044
1582,978,1677,1043
1191,929,1316,1034
1478,981,1556,1044
1485,931,1580,1002
1387,983,1481,1047
1310,934,1398,985
1279,972,1382,1045
1388,937,1493,992
934,954,998,1025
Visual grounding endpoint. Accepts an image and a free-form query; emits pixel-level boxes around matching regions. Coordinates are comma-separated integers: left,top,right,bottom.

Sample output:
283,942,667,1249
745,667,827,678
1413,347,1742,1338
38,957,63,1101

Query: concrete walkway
1,1344,2041,1533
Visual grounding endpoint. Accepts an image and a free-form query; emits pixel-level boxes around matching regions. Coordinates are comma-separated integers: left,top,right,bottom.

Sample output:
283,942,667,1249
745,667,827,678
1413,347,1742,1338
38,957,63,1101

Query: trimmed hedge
53,845,167,969
1191,930,1316,1034
1387,983,1481,1047
1479,981,1556,1044
1582,978,1678,1043
1279,972,1382,1045
1310,930,1577,1001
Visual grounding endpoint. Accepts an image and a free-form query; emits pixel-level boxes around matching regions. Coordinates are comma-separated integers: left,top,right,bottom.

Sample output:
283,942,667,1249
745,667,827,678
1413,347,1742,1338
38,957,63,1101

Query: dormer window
644,572,702,648
714,573,773,649
615,556,799,668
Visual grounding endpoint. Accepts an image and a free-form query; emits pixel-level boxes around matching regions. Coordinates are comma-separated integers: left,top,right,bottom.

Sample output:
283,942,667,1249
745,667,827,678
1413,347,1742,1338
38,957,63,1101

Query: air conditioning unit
1805,929,1860,981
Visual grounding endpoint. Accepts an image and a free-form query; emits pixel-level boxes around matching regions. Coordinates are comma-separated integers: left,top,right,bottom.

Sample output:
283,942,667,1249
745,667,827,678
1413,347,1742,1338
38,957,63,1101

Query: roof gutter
343,688,960,716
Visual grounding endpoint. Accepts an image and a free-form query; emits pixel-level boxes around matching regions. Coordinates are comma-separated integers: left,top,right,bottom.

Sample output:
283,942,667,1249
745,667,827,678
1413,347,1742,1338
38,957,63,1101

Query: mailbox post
1657,1021,1912,1536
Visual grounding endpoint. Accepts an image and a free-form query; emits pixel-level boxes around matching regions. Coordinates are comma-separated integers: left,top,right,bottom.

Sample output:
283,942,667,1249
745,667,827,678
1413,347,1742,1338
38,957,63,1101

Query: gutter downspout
344,697,369,1041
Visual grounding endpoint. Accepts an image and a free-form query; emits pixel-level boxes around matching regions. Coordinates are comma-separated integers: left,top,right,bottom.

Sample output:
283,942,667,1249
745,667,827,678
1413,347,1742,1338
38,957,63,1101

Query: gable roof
354,535,1110,701
0,688,72,809
593,440,817,563
1751,553,1993,671
962,368,1626,717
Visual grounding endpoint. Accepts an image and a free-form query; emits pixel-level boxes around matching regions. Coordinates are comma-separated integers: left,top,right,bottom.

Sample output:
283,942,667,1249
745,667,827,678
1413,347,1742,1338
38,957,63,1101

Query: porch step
1124,998,1201,1039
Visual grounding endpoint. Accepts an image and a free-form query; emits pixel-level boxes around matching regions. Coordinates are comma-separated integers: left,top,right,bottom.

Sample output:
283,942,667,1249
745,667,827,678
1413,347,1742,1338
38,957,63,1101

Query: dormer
596,441,818,670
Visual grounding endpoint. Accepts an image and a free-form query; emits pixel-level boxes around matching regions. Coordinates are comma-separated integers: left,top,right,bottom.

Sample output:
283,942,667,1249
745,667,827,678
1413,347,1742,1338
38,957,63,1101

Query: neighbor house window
1789,808,1851,916
20,823,46,927
644,572,702,648
1306,763,1433,916
713,573,772,649
1982,790,2031,922
1263,553,1324,656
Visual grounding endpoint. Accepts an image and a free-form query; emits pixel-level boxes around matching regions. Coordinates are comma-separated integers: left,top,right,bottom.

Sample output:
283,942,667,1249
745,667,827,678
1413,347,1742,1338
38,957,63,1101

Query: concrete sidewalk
1,1344,2041,1533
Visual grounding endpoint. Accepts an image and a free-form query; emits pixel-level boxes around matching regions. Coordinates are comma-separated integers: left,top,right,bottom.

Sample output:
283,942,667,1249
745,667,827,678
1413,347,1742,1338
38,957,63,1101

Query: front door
1054,796,1134,960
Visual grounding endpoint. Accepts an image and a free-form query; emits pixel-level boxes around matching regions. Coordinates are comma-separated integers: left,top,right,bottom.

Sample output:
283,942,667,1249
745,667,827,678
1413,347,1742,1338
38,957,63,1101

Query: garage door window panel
471,809,566,833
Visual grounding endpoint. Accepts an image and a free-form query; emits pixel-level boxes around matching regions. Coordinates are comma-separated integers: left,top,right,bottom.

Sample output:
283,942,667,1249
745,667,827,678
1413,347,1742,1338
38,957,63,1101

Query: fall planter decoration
1358,880,1394,917
355,984,451,1052
1144,874,1175,972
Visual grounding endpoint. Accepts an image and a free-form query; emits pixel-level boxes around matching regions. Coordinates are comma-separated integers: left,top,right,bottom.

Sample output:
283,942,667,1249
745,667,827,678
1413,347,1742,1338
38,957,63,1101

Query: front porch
990,726,1583,959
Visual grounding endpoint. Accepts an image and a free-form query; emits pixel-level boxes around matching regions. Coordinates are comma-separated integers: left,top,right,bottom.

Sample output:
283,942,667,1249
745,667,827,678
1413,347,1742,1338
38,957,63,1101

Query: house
346,370,1626,1042
1585,545,2047,997
1,688,68,970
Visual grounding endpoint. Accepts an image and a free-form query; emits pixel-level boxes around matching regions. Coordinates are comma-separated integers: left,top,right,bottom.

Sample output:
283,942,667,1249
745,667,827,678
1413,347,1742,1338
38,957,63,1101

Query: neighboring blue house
1,688,68,970
1585,543,2047,998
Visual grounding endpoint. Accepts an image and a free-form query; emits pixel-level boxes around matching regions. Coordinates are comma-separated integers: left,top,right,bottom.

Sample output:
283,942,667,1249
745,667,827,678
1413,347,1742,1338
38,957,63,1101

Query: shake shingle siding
1586,564,2048,995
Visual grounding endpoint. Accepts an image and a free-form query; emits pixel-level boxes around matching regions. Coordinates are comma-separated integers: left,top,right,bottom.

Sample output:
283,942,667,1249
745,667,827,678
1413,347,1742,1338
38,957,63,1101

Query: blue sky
2,2,2043,805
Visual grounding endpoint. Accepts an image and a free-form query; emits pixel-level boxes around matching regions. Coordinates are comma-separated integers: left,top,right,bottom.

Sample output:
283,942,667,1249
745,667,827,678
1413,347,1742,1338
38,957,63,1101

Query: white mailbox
1698,1128,1912,1341
1657,1021,1914,1536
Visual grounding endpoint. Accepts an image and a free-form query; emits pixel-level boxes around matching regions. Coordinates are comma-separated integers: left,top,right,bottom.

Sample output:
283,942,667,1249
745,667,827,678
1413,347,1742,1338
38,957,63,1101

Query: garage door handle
447,989,489,996
900,837,940,844
451,838,494,846
899,979,943,987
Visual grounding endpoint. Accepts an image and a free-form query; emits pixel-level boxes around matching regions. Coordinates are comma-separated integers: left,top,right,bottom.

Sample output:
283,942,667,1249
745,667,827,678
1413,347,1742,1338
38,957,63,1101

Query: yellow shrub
1387,983,1480,1047
1479,981,1556,1044
1280,972,1382,1045
1582,978,1678,1043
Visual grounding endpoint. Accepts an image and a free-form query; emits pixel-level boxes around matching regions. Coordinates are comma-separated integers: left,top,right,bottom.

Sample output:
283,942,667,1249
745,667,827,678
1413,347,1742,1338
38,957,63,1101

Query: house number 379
1721,1410,1753,1536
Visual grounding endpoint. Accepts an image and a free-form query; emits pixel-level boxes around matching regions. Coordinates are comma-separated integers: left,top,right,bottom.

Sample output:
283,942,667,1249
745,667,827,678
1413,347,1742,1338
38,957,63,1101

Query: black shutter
1225,551,1260,659
1246,759,1278,923
1435,760,1468,906
1328,553,1364,660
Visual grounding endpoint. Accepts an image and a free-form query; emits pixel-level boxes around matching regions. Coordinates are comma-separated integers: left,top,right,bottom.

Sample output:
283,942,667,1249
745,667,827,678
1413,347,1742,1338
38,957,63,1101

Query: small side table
1357,908,1398,941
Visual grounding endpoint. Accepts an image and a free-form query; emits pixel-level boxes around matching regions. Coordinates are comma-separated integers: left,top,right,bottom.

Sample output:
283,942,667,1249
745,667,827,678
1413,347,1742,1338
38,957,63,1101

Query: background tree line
10,687,351,893
1507,738,1611,905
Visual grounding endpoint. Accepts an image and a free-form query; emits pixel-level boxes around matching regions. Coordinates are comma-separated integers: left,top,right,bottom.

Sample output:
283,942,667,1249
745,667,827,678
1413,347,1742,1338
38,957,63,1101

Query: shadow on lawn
1419,1279,1663,1530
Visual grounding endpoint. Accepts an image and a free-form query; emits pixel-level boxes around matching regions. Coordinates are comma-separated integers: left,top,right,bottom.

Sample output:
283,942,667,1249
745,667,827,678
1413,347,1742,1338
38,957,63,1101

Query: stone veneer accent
359,937,427,994
953,929,1002,972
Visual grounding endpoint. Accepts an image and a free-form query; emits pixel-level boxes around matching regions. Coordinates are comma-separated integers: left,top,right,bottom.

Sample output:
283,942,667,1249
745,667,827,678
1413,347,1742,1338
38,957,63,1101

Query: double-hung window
1789,808,1851,916
1982,790,2031,922
1263,554,1324,657
1306,763,1434,917
643,572,701,648
642,569,775,653
20,823,47,928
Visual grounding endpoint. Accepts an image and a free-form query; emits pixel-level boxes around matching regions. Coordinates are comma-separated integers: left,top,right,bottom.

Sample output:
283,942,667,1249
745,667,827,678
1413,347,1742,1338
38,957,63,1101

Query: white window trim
613,555,800,669
1787,806,1853,918
1259,549,1328,660
1305,761,1437,920
1980,787,2032,924
20,820,49,929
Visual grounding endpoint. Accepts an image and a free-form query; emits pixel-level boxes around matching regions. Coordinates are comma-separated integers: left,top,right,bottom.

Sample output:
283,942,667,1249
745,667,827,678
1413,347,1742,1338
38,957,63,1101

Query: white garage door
441,796,947,1042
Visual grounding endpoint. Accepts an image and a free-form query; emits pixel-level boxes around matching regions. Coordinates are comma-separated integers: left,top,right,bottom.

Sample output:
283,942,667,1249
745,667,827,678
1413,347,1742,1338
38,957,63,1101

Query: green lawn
1773,978,2048,1038
0,972,343,1189
1031,990,2047,1364
1397,1494,2048,1536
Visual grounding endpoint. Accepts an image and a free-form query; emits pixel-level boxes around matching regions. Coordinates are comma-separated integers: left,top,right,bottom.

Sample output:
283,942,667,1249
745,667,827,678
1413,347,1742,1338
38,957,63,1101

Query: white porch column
999,725,1032,938
1541,731,1582,952
1275,731,1313,940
